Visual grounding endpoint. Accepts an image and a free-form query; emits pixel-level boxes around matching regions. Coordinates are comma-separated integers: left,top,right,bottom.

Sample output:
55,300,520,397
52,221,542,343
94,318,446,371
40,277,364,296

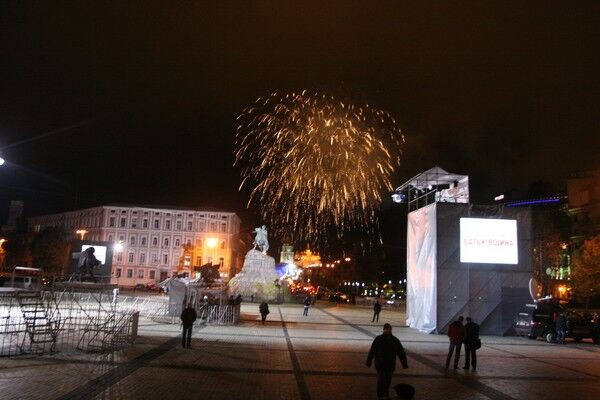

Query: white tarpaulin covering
406,203,437,333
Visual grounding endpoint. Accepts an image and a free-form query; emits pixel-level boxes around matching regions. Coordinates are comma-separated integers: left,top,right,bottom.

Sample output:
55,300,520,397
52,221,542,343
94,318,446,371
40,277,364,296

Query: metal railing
1,290,138,357
117,296,240,325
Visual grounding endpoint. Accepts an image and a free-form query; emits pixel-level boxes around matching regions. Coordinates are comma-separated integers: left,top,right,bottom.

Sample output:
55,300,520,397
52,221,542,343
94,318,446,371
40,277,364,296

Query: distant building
28,204,243,287
280,243,294,264
568,169,600,244
1,200,24,233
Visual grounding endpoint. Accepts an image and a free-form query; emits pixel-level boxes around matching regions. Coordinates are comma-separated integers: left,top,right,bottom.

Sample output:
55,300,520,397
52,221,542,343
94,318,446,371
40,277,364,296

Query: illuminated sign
460,218,518,264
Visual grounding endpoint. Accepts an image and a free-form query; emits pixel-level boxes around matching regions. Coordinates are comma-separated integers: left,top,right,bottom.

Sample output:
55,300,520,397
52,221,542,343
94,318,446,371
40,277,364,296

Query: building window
141,236,147,246
109,217,115,227
149,270,156,280
187,221,193,231
162,254,168,264
119,235,125,242
219,257,224,267
221,223,227,233
175,238,180,247
130,236,136,246
151,253,158,264
120,217,126,228
140,253,146,264
199,221,206,231
195,256,202,266
108,235,113,242
186,238,192,245
127,269,133,278
164,237,169,247
143,219,148,228
154,219,160,229
128,253,134,263
115,268,121,278
221,241,225,249
176,220,182,230
210,222,216,232
152,237,158,246
131,218,137,228
138,269,144,279
165,220,171,230
117,253,123,262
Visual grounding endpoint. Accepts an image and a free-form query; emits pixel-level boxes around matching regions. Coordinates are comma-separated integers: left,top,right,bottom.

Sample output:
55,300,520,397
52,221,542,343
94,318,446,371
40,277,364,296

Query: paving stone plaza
1,302,599,400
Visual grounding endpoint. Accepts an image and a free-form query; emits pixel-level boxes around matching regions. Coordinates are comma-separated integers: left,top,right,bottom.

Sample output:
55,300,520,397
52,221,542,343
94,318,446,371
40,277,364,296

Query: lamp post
0,238,7,270
76,229,88,241
113,241,124,287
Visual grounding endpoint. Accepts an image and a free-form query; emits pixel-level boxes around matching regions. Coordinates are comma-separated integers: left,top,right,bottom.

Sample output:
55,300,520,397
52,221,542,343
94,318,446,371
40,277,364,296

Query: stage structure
393,166,470,211
399,167,532,335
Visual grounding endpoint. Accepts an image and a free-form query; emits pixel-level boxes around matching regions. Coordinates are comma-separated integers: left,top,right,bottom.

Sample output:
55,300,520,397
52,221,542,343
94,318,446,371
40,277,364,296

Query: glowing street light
76,229,88,240
114,241,124,252
0,156,5,166
206,237,219,248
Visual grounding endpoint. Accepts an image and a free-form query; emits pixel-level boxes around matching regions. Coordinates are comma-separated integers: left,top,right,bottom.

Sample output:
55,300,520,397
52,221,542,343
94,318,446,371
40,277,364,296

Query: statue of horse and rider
253,225,269,253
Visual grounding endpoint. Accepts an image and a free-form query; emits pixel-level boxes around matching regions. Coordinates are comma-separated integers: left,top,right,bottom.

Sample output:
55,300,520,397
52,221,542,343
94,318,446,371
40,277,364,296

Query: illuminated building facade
28,204,243,287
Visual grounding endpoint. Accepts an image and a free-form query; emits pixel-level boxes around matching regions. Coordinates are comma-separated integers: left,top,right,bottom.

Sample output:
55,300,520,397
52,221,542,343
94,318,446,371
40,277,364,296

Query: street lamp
0,238,7,270
76,229,88,240
0,156,5,166
114,241,124,252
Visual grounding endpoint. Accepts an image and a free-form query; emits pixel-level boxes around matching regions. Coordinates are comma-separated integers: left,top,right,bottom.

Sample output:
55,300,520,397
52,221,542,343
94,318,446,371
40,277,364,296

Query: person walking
366,323,409,400
303,296,311,316
556,312,567,344
259,301,270,325
180,302,197,349
446,316,465,369
372,300,382,323
463,317,480,370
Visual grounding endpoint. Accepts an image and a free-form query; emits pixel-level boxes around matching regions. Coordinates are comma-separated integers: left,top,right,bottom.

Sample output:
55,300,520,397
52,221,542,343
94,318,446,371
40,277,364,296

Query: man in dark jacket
556,313,567,344
366,323,408,400
446,316,465,369
303,296,311,316
463,317,480,370
373,300,382,323
180,302,197,348
259,301,270,325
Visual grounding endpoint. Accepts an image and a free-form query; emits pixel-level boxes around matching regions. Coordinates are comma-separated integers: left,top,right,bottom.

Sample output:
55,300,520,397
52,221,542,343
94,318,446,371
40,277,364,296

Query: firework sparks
235,91,404,242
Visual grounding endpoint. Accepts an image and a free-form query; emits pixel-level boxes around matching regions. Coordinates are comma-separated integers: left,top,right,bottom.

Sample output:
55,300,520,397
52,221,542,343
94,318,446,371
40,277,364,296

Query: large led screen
81,244,108,264
460,218,518,264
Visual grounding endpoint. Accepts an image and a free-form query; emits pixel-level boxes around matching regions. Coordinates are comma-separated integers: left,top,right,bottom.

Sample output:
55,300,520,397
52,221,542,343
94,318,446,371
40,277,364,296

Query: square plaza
1,303,599,400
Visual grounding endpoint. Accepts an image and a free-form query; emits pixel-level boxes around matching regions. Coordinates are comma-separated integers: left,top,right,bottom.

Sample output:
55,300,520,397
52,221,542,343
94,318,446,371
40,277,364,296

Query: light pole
0,238,7,270
76,229,88,241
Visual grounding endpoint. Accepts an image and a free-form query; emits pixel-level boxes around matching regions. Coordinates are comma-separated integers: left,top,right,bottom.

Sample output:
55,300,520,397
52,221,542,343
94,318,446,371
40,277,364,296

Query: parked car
514,300,598,344
133,283,162,293
328,292,349,303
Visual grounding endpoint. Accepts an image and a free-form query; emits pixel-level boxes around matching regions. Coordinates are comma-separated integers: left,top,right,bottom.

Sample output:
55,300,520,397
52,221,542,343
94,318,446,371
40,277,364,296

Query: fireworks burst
235,90,404,243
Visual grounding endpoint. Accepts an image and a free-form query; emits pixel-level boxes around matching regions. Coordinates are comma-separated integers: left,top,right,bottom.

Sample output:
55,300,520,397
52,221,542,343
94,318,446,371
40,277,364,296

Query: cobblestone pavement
1,302,600,399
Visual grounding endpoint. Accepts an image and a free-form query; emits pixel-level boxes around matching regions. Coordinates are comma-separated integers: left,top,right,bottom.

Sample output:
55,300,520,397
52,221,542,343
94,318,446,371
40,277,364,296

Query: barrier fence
1,289,138,357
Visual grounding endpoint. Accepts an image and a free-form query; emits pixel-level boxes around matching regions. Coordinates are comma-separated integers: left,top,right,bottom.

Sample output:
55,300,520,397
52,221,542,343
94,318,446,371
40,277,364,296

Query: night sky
1,2,599,229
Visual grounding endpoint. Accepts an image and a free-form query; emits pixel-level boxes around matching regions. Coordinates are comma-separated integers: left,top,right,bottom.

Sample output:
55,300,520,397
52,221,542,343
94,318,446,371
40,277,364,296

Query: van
514,300,598,344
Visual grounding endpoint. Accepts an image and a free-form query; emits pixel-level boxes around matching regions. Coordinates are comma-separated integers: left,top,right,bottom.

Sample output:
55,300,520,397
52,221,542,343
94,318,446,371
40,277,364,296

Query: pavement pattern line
14,357,598,383
55,336,181,400
279,306,312,400
484,343,600,380
317,306,518,400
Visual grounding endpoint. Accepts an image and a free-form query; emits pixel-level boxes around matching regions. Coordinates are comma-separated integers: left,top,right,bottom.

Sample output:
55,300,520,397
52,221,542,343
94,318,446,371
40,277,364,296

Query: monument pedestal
228,250,279,301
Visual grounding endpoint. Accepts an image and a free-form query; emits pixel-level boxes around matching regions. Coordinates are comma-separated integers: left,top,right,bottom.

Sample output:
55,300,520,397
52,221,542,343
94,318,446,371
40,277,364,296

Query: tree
30,227,70,275
571,234,600,308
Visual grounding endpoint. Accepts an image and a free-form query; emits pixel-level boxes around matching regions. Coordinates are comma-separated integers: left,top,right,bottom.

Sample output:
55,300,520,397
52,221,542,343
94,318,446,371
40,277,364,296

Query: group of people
446,316,481,370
